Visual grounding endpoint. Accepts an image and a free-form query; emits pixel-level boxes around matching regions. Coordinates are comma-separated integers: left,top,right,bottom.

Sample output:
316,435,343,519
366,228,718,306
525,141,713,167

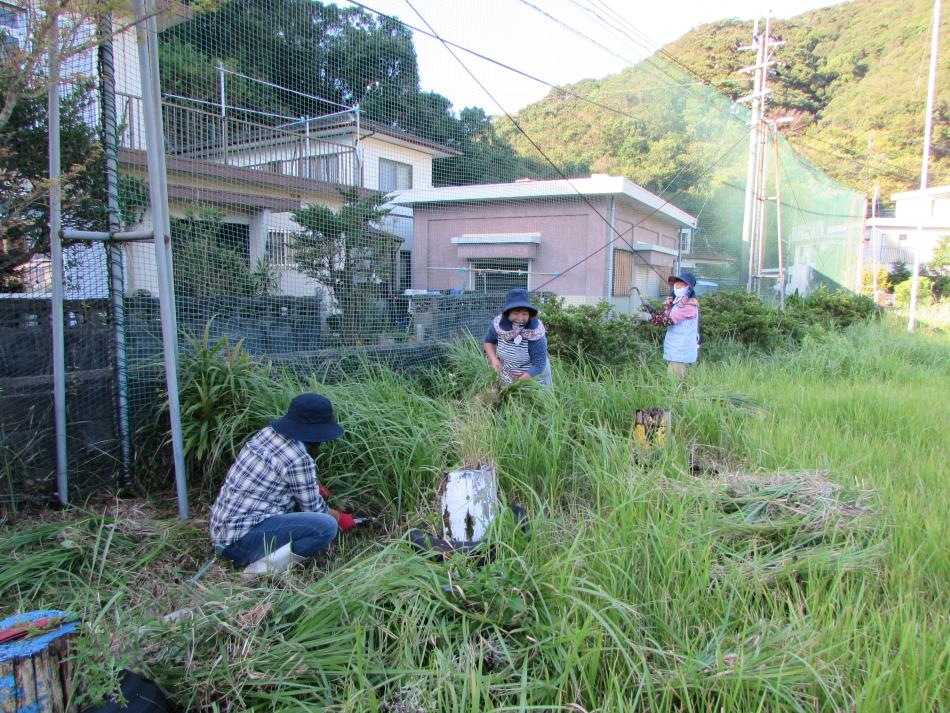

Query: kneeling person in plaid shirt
209,393,356,574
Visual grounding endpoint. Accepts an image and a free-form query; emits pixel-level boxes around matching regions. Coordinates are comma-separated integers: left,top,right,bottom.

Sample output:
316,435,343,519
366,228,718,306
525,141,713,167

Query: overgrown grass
2,316,948,711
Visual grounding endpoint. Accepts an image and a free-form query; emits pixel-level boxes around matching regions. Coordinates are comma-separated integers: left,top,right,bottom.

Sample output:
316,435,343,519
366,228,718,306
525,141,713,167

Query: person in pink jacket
649,272,700,378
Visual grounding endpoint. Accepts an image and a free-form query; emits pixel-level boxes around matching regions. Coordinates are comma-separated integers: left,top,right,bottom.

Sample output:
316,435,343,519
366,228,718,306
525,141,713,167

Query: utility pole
738,16,784,293
871,184,880,299
909,0,941,332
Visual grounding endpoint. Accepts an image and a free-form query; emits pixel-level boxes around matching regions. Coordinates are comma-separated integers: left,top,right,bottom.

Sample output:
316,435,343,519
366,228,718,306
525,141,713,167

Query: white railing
116,93,359,188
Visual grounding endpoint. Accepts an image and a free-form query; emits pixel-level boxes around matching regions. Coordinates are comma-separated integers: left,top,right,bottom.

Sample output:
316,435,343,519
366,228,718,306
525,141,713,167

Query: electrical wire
403,0,750,293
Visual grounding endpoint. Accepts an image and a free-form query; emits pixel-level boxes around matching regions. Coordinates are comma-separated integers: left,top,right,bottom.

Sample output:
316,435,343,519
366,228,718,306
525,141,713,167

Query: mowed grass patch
1,318,948,711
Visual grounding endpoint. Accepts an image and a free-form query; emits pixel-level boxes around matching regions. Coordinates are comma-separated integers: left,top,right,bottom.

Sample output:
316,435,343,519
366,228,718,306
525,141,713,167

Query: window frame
379,158,413,192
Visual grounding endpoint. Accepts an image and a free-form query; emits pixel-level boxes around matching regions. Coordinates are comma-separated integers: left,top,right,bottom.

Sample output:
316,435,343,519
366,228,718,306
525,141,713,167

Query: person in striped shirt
483,289,553,386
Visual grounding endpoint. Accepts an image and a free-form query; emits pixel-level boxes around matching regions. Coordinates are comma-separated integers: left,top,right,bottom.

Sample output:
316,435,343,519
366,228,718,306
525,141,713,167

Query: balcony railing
117,92,359,188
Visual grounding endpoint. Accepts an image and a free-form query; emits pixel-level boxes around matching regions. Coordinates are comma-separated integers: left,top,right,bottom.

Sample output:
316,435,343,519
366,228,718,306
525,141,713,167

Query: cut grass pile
1,316,948,712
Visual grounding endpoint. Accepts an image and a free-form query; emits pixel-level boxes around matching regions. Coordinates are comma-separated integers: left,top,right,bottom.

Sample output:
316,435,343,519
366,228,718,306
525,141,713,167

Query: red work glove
318,483,331,500
337,513,355,532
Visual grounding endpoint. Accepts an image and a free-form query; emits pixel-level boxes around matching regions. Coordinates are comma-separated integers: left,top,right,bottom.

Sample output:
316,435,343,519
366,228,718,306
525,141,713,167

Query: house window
266,231,298,266
612,249,634,297
307,154,340,183
0,4,24,31
379,158,412,192
679,229,692,255
468,259,529,293
399,250,412,292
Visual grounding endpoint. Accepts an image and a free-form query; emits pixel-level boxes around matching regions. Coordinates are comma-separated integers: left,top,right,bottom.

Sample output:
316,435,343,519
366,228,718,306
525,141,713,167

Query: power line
402,0,733,292
346,0,651,128
405,0,754,292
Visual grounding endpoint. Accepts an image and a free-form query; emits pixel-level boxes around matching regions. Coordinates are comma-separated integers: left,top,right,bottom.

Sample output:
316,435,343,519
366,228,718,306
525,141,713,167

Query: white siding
361,136,433,192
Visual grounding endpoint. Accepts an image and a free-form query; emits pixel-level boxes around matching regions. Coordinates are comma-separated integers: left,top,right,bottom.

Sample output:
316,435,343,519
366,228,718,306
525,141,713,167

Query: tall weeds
3,317,948,712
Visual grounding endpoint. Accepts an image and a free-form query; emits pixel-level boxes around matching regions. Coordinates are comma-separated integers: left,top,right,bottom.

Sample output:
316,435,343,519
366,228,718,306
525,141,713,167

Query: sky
335,0,845,114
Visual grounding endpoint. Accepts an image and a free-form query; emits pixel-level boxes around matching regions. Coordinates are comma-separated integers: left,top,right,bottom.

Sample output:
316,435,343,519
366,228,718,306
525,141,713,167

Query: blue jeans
221,512,338,567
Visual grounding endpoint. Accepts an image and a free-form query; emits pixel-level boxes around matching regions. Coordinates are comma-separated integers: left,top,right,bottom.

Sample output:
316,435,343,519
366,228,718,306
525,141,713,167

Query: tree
0,84,106,290
929,236,950,276
292,190,397,336
0,0,179,291
888,261,911,291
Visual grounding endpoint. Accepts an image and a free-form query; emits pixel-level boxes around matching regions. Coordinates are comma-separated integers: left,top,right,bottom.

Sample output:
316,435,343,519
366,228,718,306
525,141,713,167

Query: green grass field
2,315,948,712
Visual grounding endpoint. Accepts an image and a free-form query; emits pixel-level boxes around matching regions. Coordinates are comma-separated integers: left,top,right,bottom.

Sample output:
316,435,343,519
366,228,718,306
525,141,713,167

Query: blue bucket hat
271,393,343,443
667,271,697,297
501,288,538,318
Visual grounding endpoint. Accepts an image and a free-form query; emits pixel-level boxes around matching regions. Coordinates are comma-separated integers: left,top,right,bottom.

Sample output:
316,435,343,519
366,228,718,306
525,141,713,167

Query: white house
4,2,459,299
864,185,950,270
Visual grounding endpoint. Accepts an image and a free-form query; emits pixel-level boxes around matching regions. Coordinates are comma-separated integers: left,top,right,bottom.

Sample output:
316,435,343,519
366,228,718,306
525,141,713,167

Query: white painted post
909,0,941,332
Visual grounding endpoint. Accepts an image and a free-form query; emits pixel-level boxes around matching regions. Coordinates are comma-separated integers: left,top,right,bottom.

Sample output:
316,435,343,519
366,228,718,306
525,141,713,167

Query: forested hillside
502,0,949,202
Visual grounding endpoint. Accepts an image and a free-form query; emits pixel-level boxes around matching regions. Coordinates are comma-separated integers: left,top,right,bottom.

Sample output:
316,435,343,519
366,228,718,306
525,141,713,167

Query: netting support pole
98,13,132,485
908,0,941,333
773,130,786,308
134,0,190,519
48,15,68,506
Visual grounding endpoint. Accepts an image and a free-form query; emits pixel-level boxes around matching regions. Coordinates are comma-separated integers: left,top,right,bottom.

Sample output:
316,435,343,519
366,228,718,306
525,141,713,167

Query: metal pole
218,62,228,164
773,129,786,308
871,185,880,299
754,114,771,298
909,0,941,332
856,196,868,293
355,103,362,185
606,196,616,309
145,2,179,356
741,20,762,292
98,13,132,484
48,15,68,506
134,0,189,519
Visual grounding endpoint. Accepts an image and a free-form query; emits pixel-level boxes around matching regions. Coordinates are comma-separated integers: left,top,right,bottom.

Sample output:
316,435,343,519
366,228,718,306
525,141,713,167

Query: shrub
536,294,658,367
700,291,787,349
789,287,879,329
894,275,934,307
888,261,911,290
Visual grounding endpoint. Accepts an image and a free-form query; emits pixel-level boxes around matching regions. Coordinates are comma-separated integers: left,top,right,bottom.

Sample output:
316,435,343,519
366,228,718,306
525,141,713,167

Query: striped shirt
209,426,328,547
485,317,552,385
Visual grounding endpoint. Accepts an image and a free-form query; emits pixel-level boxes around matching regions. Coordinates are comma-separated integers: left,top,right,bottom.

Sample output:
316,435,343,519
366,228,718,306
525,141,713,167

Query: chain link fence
2,0,866,507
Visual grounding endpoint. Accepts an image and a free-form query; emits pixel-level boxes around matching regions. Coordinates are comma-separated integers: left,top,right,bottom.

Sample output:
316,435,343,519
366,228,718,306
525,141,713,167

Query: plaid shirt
209,426,327,547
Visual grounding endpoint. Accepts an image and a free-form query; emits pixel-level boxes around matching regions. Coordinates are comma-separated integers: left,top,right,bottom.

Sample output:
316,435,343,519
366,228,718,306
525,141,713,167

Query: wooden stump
633,408,672,452
0,611,77,713
439,463,498,546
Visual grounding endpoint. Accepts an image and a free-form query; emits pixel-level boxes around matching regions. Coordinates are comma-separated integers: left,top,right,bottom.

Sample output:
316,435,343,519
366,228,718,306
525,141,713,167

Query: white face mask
673,286,689,298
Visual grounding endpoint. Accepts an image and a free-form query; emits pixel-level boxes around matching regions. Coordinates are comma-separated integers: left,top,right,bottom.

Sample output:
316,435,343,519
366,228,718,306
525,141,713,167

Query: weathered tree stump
0,611,77,713
633,408,672,451
439,463,498,546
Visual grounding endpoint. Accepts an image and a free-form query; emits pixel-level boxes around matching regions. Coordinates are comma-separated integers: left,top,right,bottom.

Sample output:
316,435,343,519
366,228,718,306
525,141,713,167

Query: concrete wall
410,195,683,303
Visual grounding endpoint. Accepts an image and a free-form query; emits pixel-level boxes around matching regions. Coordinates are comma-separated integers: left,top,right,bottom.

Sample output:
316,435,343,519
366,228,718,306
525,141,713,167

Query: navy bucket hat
271,393,344,443
667,271,697,289
501,288,539,318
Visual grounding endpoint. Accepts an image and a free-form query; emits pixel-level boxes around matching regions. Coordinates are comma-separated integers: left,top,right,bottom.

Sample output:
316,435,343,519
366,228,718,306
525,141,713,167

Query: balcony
116,93,360,189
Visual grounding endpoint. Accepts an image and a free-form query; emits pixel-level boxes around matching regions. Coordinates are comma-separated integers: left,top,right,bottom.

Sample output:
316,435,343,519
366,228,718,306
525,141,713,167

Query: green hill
501,0,949,203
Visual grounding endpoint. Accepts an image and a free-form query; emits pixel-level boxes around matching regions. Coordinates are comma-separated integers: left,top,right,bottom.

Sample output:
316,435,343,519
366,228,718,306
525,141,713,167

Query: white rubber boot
242,543,306,576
